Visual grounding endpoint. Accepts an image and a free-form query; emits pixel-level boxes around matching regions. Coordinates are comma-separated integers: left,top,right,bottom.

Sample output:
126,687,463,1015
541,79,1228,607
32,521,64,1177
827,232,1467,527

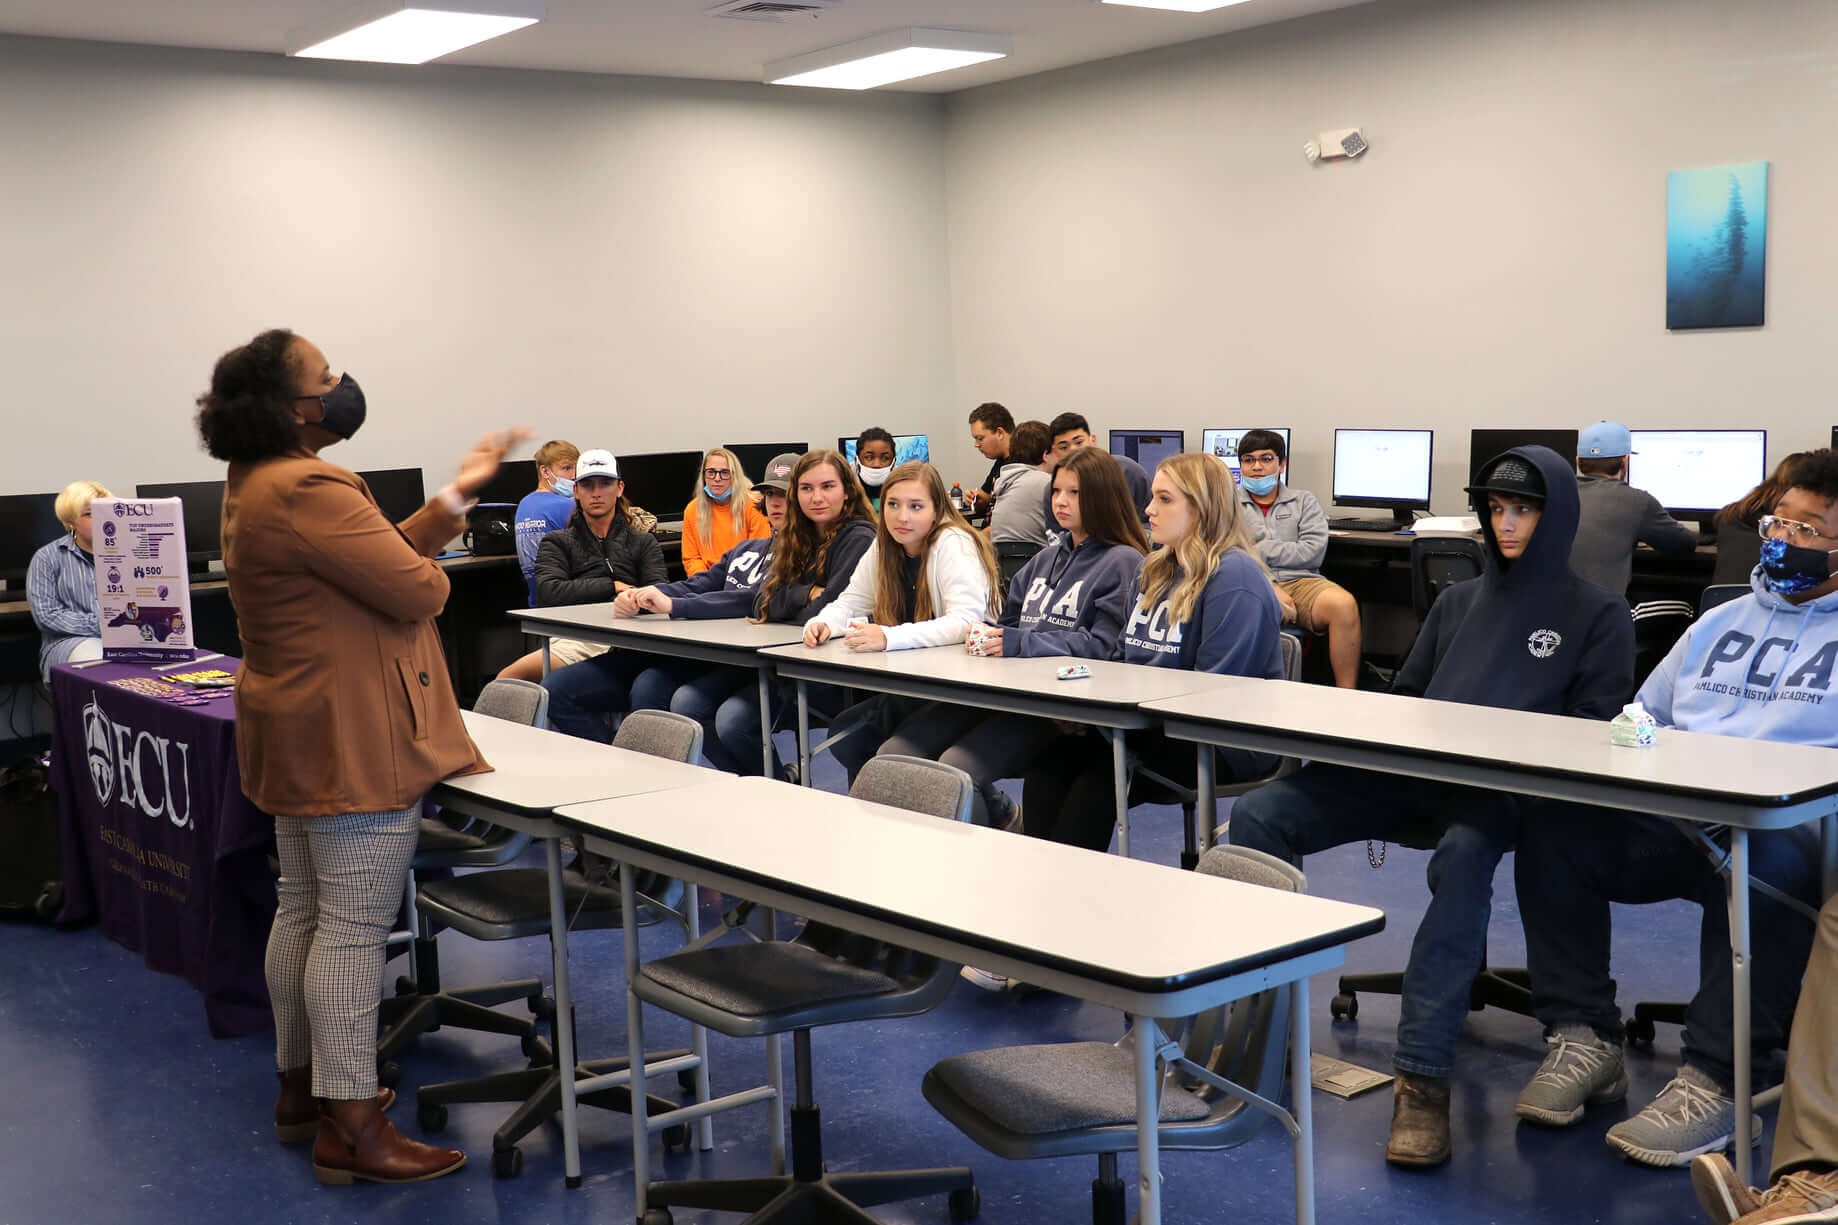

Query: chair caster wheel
522,1033,553,1065
418,1102,447,1131
33,882,62,921
395,976,418,996
663,1124,692,1152
948,1185,981,1221
1330,993,1357,1021
492,1145,523,1179
1625,1016,1656,1047
641,1208,674,1225
676,1068,698,1093
377,1060,402,1089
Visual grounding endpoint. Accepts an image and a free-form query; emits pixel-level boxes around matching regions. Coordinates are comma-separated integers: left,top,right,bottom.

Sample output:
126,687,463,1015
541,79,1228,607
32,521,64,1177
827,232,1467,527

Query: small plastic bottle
950,482,964,512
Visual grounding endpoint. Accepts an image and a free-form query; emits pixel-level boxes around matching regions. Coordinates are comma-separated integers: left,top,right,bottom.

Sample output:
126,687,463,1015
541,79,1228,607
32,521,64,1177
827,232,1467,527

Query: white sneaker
959,965,1017,992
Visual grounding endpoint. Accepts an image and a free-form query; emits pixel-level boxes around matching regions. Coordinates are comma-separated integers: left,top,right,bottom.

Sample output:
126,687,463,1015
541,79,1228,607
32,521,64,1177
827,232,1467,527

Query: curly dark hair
1786,449,1838,504
196,328,305,462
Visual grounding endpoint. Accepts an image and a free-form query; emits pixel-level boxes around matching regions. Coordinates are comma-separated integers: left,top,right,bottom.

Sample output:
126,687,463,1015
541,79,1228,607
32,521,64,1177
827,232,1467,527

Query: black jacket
1395,445,1634,719
761,519,874,623
533,508,667,607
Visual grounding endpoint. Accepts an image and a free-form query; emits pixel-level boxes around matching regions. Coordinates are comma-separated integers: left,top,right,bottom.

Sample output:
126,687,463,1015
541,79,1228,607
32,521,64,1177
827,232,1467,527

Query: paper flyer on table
92,497,197,665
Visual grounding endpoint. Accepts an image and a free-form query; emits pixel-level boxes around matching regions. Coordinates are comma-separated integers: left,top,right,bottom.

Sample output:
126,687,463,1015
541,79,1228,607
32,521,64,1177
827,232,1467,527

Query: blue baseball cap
1578,421,1633,458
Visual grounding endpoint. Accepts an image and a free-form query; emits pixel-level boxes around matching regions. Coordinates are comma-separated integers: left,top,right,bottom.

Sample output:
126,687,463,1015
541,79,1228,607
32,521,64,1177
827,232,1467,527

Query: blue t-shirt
515,490,575,604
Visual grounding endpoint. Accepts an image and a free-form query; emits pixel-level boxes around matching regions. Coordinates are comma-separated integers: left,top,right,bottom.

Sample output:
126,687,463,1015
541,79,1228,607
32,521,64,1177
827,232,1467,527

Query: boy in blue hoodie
1229,445,1635,1168
1512,453,1835,1172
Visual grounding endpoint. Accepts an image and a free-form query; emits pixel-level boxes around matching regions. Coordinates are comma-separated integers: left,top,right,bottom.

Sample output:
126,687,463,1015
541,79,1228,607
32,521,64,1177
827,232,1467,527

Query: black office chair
921,845,1302,1225
630,756,981,1225
1408,535,1485,623
1700,583,1749,614
995,539,1044,601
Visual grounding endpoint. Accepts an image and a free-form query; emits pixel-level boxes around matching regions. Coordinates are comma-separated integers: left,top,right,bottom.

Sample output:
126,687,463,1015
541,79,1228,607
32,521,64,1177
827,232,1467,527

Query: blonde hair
693,446,756,555
1137,453,1266,627
54,480,113,529
869,461,999,626
533,439,580,469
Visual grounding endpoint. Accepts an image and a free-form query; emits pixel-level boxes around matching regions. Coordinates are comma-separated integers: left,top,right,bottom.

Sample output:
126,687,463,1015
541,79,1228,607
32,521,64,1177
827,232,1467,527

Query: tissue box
1609,704,1658,748
1056,664,1092,681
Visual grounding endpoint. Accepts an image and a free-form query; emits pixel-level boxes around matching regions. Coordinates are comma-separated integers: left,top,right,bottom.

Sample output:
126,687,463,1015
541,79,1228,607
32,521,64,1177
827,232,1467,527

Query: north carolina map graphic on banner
92,497,197,665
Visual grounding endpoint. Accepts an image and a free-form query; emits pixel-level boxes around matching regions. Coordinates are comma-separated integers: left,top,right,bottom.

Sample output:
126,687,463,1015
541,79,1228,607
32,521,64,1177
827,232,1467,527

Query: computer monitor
1201,427,1292,475
616,450,703,522
473,459,536,507
1468,429,1580,480
1108,429,1185,474
724,443,808,482
0,492,63,586
1627,429,1767,518
1331,429,1434,524
838,435,931,466
134,480,225,561
355,468,427,524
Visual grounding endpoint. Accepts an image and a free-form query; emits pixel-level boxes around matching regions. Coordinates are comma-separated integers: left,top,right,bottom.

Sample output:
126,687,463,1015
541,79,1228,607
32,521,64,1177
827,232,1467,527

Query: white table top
436,710,722,818
555,776,1384,1010
1145,679,1838,823
762,641,1234,722
516,604,807,652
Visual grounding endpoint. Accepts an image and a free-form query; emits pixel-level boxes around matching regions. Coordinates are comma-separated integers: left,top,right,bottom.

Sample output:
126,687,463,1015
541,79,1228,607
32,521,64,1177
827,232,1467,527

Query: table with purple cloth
48,657,275,1037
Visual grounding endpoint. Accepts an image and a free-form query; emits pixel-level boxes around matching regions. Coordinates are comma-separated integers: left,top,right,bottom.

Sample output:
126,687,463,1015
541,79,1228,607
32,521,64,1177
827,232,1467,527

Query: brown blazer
223,451,489,816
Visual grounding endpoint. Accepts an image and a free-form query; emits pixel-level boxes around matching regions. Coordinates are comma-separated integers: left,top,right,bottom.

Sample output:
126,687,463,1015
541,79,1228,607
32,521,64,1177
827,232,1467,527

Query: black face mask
1760,536,1832,594
302,373,367,440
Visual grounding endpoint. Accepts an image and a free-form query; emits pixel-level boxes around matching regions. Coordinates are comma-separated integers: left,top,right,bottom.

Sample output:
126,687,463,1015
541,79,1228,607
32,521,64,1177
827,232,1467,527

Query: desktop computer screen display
1627,430,1767,516
1108,429,1184,474
474,459,536,507
1202,427,1292,474
839,435,931,466
616,451,704,522
135,480,225,560
0,492,64,583
1468,429,1579,480
356,468,427,524
1331,429,1434,509
724,443,808,482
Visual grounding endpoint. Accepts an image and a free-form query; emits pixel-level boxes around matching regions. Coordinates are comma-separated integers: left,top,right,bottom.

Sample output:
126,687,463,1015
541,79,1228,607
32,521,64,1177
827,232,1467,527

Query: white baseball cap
575,449,620,481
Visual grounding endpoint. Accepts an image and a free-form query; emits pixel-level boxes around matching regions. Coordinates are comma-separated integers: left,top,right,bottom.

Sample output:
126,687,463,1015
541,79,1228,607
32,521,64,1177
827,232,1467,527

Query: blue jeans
542,652,645,743
714,682,848,777
1229,762,1529,1079
1516,806,1819,1089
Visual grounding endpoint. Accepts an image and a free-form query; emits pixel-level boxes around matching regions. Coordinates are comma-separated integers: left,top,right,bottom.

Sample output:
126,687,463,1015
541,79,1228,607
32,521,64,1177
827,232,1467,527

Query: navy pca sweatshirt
1396,445,1634,719
658,536,774,620
997,535,1145,659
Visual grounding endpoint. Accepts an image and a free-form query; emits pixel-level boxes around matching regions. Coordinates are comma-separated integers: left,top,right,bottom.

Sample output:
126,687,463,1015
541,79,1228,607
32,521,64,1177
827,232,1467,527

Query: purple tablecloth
49,658,275,1037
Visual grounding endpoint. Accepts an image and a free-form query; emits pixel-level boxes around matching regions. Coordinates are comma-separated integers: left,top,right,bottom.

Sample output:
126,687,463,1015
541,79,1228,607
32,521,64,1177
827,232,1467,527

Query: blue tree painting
1667,161,1769,330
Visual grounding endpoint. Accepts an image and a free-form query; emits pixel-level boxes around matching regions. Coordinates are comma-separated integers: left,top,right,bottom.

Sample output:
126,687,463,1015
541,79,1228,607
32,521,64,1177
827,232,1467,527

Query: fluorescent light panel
1100,0,1255,11
289,2,542,65
766,28,1011,90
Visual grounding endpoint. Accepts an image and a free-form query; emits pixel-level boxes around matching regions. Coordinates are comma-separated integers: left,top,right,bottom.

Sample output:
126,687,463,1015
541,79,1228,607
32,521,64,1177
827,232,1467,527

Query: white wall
944,0,1838,513
0,35,955,500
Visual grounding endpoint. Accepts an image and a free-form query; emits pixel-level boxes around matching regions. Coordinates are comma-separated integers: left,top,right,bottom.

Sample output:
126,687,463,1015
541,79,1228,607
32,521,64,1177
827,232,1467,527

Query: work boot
311,1102,464,1185
1692,1153,1764,1225
275,1067,395,1144
1386,1072,1452,1168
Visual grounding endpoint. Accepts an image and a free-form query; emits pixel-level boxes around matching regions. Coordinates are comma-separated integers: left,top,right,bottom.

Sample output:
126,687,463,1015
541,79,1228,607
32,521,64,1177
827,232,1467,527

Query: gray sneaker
1515,1028,1628,1126
1606,1072,1758,1167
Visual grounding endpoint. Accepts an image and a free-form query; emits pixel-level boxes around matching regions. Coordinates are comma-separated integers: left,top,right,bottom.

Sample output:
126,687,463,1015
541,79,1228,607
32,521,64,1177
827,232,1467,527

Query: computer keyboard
1327,517,1404,533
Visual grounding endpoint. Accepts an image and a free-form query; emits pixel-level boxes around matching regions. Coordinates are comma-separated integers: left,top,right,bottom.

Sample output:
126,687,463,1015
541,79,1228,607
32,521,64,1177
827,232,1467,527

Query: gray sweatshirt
989,464,1052,545
1569,473,1698,595
1239,485,1329,582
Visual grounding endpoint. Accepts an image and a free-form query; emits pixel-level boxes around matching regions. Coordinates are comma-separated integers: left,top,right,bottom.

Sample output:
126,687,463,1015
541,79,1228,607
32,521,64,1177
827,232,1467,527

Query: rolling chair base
377,975,545,1062
1330,966,1536,1022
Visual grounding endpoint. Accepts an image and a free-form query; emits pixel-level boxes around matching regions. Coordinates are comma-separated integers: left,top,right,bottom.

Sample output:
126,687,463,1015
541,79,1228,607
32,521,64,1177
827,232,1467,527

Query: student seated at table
611,452,794,772
1691,894,1838,1225
1042,411,1151,532
965,401,1014,517
1711,453,1808,586
27,479,112,681
803,460,999,782
987,419,1054,549
1570,420,1698,595
863,445,1149,833
1228,445,1635,1170
1021,453,1282,857
1514,452,1838,1170
681,445,770,577
853,427,898,512
513,438,578,605
1235,428,1363,688
533,450,669,741
703,449,876,777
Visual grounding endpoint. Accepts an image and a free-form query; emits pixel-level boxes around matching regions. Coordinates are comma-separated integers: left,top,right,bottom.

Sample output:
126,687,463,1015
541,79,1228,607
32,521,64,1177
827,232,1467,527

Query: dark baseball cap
755,452,801,494
1465,454,1546,503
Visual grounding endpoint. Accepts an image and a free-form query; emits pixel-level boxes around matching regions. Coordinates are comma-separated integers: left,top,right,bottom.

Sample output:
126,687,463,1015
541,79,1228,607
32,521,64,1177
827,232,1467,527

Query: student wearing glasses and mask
680,446,769,577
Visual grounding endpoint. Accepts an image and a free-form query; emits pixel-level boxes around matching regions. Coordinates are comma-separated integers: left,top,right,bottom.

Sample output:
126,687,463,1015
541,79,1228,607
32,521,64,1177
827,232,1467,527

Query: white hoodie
806,526,993,651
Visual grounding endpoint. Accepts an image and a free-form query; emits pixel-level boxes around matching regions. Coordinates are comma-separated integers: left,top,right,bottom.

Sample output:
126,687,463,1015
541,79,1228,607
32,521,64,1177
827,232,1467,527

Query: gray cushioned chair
920,844,1304,1225
630,755,982,1225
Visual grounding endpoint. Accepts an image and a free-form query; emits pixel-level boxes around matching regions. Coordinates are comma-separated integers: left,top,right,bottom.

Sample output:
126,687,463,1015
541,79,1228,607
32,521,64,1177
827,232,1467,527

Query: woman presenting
196,326,525,1186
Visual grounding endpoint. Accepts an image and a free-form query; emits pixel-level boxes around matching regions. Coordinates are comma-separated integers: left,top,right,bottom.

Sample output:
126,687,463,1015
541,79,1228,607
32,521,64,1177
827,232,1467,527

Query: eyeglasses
702,468,733,482
1758,515,1831,547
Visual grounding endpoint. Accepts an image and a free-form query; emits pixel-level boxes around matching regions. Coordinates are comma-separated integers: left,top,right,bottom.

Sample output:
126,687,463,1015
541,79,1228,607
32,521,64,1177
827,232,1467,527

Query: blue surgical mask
1241,473,1279,497
551,477,574,499
704,485,732,503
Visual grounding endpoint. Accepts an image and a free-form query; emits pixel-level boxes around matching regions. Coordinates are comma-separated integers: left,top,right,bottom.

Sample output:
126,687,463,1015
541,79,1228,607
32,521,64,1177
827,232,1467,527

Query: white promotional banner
92,497,197,665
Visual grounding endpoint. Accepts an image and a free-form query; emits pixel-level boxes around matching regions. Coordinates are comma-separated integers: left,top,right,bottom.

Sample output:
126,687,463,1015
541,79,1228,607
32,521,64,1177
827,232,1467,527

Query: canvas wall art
1666,161,1769,330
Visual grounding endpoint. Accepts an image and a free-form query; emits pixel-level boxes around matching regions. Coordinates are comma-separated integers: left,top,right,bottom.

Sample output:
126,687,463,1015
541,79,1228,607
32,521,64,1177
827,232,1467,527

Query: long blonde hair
1137,453,1266,627
693,446,756,554
869,461,999,625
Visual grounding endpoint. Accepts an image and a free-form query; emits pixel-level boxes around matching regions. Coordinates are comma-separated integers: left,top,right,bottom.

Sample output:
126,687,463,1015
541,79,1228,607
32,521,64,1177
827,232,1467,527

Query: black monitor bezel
133,480,226,561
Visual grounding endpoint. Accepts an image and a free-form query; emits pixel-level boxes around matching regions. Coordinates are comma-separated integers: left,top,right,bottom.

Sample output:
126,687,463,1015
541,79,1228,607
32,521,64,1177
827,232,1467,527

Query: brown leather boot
274,1067,396,1144
312,1102,465,1185
1386,1072,1452,1168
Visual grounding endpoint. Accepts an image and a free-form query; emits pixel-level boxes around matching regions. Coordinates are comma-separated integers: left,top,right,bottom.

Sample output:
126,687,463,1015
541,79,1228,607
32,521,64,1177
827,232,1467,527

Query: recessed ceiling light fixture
765,28,1012,89
1100,0,1255,12
287,0,544,65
